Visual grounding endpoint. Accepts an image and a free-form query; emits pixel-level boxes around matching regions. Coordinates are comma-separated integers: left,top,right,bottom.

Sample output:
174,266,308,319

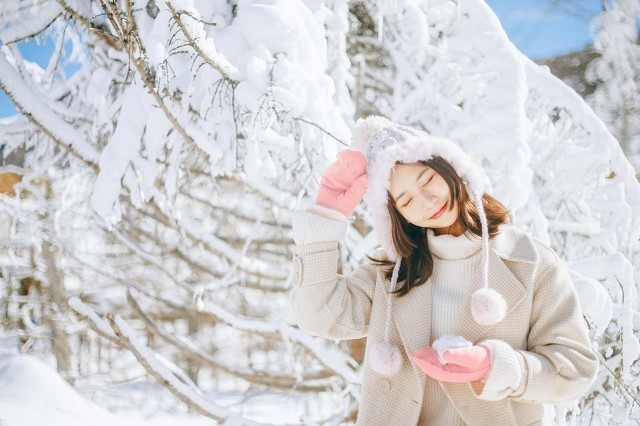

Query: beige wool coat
289,223,599,425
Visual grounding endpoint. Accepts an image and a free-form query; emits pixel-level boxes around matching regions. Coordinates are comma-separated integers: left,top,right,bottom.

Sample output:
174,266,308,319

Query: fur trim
350,116,506,362
369,341,403,376
350,116,394,153
350,116,490,261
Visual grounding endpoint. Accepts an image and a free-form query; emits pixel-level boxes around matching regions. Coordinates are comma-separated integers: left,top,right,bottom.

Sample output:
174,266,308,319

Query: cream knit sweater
420,228,484,424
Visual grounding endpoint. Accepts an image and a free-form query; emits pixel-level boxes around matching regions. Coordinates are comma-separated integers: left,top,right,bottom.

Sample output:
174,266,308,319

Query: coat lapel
449,248,527,343
438,248,528,408
388,225,537,400
387,269,433,393
440,227,536,405
392,273,433,357
465,224,537,343
390,247,531,349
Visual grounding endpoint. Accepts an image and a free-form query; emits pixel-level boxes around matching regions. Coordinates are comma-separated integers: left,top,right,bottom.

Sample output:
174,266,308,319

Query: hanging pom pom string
369,257,403,376
383,257,402,342
476,191,489,290
470,191,507,326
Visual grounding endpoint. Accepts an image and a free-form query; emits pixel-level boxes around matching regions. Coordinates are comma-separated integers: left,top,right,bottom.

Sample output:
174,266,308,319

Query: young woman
290,116,598,425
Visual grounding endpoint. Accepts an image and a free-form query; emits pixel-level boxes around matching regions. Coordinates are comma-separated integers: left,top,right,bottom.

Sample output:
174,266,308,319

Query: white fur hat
351,116,507,376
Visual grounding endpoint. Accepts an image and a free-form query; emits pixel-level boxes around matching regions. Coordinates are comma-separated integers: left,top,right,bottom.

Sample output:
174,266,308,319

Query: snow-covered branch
126,288,333,392
105,312,254,424
0,54,100,170
165,1,239,84
127,282,359,384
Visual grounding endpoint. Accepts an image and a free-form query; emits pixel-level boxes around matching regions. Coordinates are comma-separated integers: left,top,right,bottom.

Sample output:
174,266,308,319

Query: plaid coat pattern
289,224,598,425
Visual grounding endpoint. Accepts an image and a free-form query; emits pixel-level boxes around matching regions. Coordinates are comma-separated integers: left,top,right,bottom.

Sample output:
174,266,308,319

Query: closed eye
401,174,434,208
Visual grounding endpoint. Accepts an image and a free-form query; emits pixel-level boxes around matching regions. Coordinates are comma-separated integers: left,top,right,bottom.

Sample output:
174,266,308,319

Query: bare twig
61,2,122,49
166,1,237,85
127,289,333,392
105,313,229,422
293,116,349,146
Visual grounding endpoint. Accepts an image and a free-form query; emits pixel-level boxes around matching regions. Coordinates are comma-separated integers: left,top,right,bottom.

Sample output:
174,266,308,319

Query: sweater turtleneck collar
426,228,483,260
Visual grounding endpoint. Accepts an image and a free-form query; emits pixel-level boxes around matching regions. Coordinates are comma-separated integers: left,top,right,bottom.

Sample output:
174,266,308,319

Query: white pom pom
471,288,507,326
351,116,392,152
368,341,402,376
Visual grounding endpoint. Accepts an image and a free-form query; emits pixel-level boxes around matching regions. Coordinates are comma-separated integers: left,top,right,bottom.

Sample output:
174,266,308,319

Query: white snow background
0,0,639,424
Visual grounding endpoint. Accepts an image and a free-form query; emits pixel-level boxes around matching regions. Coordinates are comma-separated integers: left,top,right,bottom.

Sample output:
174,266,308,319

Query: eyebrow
392,167,431,204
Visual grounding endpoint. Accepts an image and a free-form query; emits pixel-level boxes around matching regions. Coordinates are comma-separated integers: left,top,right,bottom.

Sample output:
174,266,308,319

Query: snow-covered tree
1,0,639,424
354,2,640,421
586,0,640,172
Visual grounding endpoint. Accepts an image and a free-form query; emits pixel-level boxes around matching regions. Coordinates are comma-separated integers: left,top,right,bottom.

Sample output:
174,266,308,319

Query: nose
421,194,438,215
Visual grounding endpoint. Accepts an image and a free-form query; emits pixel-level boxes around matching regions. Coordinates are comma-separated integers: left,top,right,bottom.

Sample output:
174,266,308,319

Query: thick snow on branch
130,282,359,384
0,0,63,43
68,296,117,341
199,298,358,383
90,83,147,224
0,51,100,164
525,57,640,208
107,314,264,425
3,0,639,422
362,2,640,421
83,0,351,222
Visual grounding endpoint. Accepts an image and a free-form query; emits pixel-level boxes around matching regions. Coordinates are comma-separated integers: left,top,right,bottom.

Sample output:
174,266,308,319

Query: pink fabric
315,149,368,217
412,344,491,383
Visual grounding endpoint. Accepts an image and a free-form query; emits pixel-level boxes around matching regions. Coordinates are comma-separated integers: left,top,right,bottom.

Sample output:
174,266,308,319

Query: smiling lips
429,202,447,219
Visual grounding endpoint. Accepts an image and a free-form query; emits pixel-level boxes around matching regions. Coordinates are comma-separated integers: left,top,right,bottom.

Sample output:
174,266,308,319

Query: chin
431,214,455,227
425,220,457,233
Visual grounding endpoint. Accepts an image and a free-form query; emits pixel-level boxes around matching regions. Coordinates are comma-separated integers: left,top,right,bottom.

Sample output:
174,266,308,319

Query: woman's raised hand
315,150,368,217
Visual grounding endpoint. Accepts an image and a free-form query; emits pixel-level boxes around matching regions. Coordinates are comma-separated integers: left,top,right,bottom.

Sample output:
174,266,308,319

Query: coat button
376,379,391,394
293,257,303,287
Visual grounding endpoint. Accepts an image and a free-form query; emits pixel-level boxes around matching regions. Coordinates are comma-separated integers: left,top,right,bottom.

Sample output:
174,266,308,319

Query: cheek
447,201,459,219
408,206,424,222
398,207,416,223
433,178,450,195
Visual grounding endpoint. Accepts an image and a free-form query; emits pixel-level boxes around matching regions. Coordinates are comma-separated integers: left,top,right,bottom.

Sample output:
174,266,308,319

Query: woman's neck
431,219,467,237
426,227,482,260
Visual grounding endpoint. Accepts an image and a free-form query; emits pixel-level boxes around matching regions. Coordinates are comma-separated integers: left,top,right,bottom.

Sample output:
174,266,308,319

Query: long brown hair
368,156,512,297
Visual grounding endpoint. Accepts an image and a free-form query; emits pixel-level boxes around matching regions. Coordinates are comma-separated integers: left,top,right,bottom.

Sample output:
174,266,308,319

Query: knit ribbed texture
291,208,348,245
426,228,482,341
420,229,483,425
427,228,483,260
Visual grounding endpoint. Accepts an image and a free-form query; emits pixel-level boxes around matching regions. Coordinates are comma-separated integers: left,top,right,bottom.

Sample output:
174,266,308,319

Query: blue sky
0,34,82,118
0,1,603,119
485,0,602,60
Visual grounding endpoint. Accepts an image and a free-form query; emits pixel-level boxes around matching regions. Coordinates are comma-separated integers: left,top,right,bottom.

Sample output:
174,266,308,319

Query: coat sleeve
474,249,599,403
289,210,379,340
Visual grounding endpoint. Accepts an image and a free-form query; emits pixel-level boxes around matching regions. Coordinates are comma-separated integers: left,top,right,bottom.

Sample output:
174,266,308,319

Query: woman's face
389,163,459,230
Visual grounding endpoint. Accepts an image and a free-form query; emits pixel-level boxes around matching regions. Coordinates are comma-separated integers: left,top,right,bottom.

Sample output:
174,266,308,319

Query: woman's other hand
411,344,492,383
315,150,368,217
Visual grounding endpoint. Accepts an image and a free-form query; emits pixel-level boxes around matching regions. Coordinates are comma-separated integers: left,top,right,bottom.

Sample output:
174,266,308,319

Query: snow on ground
0,355,219,426
0,353,332,425
0,354,228,426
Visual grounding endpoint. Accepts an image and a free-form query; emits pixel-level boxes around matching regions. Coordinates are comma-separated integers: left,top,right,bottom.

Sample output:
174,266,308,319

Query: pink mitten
315,150,368,217
411,345,491,383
